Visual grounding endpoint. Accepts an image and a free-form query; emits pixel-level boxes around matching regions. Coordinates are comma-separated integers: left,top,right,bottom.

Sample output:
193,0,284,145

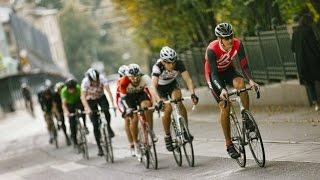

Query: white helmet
54,82,64,92
160,46,177,62
45,79,52,88
127,63,140,76
215,23,233,37
118,65,128,77
86,68,99,81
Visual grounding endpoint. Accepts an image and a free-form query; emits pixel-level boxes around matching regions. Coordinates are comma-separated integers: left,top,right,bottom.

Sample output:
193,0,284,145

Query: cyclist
116,65,135,156
21,82,34,116
119,63,156,158
53,82,71,146
81,68,116,156
37,85,57,144
204,22,259,159
151,46,199,152
61,79,88,148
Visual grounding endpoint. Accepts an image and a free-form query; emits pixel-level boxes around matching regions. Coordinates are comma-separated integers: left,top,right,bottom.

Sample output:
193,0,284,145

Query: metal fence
0,71,66,113
149,27,297,86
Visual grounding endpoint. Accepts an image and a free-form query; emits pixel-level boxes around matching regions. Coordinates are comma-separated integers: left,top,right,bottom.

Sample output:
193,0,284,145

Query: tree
59,3,100,79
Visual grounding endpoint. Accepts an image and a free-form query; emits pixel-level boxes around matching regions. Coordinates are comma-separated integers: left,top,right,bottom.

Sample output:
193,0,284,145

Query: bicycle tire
146,126,158,169
243,110,265,167
105,124,114,163
53,126,59,149
170,118,182,166
181,118,195,167
81,128,89,160
101,125,109,162
138,125,149,169
230,113,246,167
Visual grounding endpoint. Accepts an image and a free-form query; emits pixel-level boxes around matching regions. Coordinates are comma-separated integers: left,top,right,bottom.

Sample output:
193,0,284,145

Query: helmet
215,23,233,37
65,78,77,89
21,82,28,88
86,68,99,82
127,63,140,76
118,65,128,77
45,79,52,88
160,46,177,62
54,82,64,92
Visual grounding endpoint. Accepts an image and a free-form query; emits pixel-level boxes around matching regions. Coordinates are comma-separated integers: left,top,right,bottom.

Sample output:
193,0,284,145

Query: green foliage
59,3,99,79
112,0,319,53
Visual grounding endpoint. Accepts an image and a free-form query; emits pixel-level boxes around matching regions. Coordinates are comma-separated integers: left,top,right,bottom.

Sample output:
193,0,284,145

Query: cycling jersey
81,74,109,100
116,79,124,113
204,38,252,92
152,59,186,85
118,74,152,110
61,85,81,105
119,74,152,95
37,89,54,113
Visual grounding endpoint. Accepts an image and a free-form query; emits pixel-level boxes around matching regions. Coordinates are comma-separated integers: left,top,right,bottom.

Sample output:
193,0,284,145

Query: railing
0,71,66,113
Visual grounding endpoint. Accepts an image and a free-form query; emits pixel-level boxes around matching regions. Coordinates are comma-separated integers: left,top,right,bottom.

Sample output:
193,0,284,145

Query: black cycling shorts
208,68,243,103
157,80,180,99
125,91,150,109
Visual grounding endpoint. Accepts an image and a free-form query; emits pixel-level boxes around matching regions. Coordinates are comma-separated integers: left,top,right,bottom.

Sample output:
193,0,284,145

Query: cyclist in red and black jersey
204,23,260,159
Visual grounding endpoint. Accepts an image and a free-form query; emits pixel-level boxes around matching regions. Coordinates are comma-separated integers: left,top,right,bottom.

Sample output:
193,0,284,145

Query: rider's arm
151,76,161,102
80,91,91,112
104,84,115,107
207,50,224,92
181,71,195,94
62,99,69,115
238,42,253,80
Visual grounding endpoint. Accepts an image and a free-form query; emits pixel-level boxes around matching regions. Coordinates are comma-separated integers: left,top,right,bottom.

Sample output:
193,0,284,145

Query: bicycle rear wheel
230,113,246,167
170,119,182,167
243,110,265,167
181,118,194,167
147,126,158,169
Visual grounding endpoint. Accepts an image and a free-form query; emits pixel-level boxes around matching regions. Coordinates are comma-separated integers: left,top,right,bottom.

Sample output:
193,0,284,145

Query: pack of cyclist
33,22,261,164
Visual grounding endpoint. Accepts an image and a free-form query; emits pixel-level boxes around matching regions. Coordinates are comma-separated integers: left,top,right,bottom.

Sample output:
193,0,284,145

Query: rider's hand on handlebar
191,94,199,105
219,89,228,101
249,80,260,92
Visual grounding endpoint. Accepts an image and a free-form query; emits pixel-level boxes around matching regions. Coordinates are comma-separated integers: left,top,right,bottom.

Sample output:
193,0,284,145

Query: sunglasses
222,35,234,40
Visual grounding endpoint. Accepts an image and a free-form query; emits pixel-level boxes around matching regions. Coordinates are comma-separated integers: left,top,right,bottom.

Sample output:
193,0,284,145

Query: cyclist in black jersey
151,46,199,152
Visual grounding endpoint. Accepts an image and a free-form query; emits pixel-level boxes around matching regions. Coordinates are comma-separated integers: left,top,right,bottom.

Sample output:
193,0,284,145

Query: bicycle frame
165,96,192,144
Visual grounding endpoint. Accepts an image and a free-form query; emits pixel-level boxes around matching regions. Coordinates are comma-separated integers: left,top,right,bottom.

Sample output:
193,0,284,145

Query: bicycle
164,96,195,167
132,106,158,170
97,107,116,163
69,110,89,160
226,86,266,167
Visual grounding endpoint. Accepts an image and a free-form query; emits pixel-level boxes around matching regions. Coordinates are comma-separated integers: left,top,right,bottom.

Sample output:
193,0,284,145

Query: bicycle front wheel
147,127,158,169
105,124,114,163
54,129,59,149
181,118,195,167
243,110,265,167
138,125,149,169
170,119,182,167
230,113,246,167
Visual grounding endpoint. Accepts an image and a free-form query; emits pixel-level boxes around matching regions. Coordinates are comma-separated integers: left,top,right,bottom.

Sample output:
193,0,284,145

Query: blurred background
0,0,319,111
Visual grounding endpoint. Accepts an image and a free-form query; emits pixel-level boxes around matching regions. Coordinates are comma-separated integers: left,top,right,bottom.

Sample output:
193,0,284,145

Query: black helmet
215,23,233,37
65,78,77,89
